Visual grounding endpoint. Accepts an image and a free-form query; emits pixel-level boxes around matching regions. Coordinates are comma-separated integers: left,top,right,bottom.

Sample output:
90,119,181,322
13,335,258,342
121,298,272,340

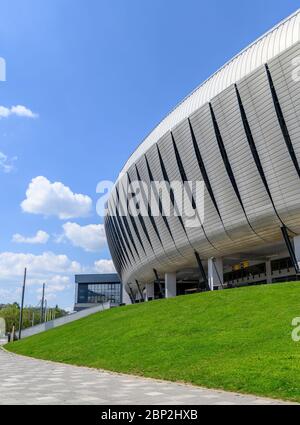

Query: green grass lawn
6,282,300,402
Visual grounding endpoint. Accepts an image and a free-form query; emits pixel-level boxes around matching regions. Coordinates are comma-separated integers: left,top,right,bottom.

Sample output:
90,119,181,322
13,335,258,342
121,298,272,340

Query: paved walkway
0,348,291,405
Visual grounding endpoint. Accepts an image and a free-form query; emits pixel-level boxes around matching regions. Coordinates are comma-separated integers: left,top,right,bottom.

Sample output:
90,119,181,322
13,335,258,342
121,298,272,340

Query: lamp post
18,268,27,340
40,283,45,323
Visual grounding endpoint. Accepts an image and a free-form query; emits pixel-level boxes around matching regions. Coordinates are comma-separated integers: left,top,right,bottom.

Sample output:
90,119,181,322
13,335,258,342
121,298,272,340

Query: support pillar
128,284,136,304
294,236,300,273
146,283,154,301
208,258,223,291
122,285,132,305
74,283,79,304
165,273,177,298
136,280,145,302
195,252,210,291
153,269,164,298
266,260,272,284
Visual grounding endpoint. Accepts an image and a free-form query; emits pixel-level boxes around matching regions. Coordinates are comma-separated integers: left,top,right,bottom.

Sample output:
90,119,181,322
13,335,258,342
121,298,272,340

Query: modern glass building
74,274,123,311
105,9,300,303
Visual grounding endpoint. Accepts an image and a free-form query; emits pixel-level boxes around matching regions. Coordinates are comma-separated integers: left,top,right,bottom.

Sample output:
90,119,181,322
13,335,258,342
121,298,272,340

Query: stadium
105,10,300,302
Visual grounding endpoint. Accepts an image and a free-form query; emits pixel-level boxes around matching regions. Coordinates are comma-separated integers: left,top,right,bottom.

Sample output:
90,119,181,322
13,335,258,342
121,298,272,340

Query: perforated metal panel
118,9,300,178
105,14,300,285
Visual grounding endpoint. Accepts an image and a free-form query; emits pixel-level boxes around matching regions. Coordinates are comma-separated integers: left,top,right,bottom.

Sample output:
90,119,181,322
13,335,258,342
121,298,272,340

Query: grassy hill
6,282,300,402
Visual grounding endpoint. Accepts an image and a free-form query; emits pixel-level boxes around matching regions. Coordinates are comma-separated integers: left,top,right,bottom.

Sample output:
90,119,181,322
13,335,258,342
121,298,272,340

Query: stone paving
0,348,292,405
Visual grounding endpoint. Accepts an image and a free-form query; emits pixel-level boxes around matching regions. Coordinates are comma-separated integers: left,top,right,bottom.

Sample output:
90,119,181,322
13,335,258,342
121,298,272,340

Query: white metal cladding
117,9,300,180
106,14,300,286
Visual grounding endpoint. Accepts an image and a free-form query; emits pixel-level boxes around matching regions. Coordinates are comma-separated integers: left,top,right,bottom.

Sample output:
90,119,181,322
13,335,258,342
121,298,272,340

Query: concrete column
127,285,136,304
74,283,79,304
122,286,132,305
266,260,272,284
294,236,300,271
165,273,177,298
138,291,145,302
208,258,223,291
146,283,154,301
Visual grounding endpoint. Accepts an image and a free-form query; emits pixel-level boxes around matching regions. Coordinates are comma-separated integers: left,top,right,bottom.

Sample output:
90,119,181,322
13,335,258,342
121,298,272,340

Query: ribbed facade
105,10,300,293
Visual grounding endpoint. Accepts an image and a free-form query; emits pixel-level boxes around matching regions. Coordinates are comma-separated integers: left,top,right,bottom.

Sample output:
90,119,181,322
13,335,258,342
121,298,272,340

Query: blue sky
0,0,299,309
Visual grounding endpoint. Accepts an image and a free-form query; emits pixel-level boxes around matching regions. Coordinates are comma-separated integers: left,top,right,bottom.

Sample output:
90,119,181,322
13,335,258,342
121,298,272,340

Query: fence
20,302,111,339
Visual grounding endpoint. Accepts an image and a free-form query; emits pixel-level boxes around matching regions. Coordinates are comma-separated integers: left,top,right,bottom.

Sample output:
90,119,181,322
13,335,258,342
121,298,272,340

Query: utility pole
18,268,27,340
40,283,45,323
44,299,47,322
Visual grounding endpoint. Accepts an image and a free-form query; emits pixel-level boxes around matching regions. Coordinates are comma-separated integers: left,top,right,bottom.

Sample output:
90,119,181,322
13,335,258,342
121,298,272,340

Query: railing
19,302,111,340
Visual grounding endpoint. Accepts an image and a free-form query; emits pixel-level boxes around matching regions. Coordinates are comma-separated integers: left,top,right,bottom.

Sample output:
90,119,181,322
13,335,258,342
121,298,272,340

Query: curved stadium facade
105,10,300,302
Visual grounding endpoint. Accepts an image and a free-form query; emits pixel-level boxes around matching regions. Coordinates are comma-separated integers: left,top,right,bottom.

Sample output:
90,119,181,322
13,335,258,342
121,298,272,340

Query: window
271,257,293,273
78,282,121,305
224,263,266,283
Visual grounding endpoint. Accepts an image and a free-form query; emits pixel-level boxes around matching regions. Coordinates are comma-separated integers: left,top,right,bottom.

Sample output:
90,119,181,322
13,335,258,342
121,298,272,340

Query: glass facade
223,258,297,287
271,257,293,273
224,263,266,284
78,282,121,305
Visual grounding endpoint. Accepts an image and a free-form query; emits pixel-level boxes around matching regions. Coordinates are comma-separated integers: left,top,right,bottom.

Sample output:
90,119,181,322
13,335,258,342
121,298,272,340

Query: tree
0,304,68,333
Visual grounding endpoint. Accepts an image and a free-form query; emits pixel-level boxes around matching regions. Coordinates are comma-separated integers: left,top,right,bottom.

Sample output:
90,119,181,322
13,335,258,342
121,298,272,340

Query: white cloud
21,176,92,219
94,259,116,274
60,222,107,252
0,251,81,303
0,250,116,305
0,151,16,173
34,275,72,300
0,251,81,278
0,105,38,119
12,230,50,245
0,288,17,303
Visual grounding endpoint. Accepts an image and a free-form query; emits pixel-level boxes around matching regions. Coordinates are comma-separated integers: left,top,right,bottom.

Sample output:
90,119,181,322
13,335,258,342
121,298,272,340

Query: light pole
40,283,45,323
44,300,47,322
18,268,27,340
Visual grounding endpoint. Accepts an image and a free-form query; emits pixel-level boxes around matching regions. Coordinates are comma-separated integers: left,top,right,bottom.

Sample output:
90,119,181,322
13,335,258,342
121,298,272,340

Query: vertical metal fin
195,252,210,291
281,226,300,274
